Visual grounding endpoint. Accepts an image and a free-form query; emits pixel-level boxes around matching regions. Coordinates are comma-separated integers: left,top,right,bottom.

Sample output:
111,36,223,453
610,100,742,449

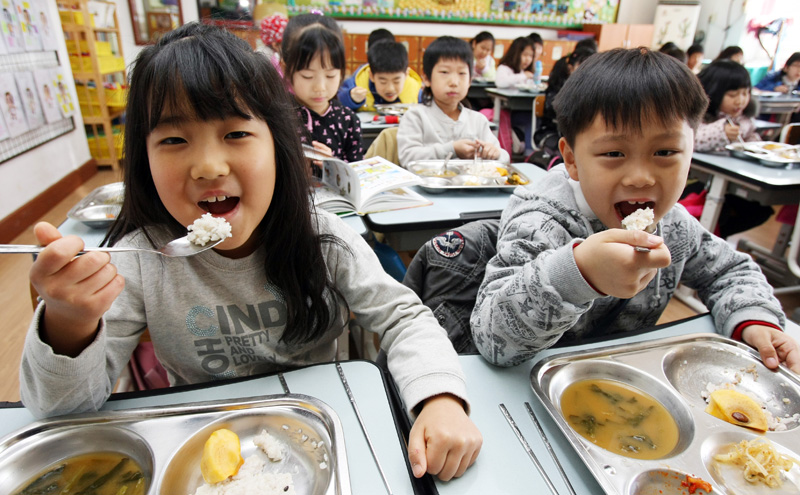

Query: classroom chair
364,127,399,165
402,219,500,353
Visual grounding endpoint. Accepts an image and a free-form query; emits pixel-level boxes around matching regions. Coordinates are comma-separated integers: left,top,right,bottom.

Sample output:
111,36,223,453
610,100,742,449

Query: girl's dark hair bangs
697,60,753,119
555,49,708,145
143,41,256,131
284,27,345,81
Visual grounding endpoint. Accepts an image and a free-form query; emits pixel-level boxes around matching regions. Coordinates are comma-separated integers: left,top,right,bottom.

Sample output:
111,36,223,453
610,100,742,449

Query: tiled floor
1,170,797,403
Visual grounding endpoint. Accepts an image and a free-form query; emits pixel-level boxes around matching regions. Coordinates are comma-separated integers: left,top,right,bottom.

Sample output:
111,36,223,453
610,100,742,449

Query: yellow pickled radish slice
707,389,768,432
200,428,244,484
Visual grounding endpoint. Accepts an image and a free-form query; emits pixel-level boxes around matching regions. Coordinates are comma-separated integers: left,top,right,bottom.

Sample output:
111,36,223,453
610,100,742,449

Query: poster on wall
15,71,43,129
54,68,75,118
14,0,42,51
652,2,700,50
0,104,10,141
33,68,60,123
0,72,30,137
0,0,24,53
200,0,618,27
33,0,56,50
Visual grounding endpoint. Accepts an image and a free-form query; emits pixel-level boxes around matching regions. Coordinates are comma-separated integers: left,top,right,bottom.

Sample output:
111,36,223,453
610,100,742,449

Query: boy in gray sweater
471,48,799,372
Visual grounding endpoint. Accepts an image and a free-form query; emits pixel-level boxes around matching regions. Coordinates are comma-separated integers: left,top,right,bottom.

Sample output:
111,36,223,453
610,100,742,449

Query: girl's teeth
204,195,227,203
627,201,647,205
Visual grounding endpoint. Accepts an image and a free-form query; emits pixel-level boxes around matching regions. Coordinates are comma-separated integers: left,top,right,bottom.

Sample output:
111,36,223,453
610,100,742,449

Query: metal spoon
0,235,225,257
442,151,453,175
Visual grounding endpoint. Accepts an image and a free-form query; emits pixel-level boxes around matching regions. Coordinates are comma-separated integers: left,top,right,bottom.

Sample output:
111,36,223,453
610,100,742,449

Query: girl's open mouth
199,196,240,215
615,200,655,220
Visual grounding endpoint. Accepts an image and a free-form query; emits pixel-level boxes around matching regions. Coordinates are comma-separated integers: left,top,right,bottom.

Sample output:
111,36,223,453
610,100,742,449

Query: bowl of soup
1,425,153,495
547,360,694,461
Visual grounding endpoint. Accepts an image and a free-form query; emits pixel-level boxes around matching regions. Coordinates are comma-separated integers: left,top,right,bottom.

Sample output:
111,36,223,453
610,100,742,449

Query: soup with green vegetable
13,452,146,495
560,379,679,460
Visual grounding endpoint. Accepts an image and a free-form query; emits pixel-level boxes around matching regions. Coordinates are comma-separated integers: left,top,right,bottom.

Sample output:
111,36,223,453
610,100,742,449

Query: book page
350,156,421,204
322,158,361,207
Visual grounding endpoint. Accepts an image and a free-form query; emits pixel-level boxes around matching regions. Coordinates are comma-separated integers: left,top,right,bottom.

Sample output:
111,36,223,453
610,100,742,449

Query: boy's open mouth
199,196,240,215
615,200,655,220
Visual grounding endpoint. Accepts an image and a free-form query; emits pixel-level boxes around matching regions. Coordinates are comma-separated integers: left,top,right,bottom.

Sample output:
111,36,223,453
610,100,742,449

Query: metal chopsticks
336,363,393,495
499,403,560,495
525,402,577,495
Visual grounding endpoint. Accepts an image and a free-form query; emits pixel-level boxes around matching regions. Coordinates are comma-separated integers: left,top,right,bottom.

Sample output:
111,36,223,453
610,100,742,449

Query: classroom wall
0,1,90,222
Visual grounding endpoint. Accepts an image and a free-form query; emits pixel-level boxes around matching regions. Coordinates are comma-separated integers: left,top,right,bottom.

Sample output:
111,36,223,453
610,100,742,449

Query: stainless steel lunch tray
531,333,800,495
67,182,124,228
0,394,350,495
374,103,414,116
725,142,800,168
407,160,530,192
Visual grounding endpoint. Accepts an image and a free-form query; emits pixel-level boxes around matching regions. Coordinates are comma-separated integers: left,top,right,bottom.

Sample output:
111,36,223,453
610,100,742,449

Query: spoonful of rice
621,207,656,253
0,213,232,257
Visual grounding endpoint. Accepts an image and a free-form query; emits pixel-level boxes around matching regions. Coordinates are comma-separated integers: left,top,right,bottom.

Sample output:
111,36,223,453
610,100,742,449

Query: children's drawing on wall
14,0,42,51
35,0,56,50
0,0,24,53
33,68,60,123
54,68,75,118
15,71,43,129
0,72,30,137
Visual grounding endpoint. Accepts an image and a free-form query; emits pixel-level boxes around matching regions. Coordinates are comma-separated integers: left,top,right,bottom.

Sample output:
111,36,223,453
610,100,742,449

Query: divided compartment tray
724,141,800,168
407,160,530,192
530,333,800,495
0,394,350,495
67,182,125,228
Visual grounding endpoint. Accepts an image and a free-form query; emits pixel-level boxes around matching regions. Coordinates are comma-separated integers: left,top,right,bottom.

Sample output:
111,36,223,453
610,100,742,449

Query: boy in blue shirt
338,40,422,112
471,48,799,372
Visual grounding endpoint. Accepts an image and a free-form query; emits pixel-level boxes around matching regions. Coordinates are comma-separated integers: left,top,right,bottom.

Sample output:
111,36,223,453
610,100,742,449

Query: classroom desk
467,79,495,100
485,87,544,123
754,93,800,126
358,111,397,150
434,315,800,495
364,163,547,252
690,152,800,232
0,361,418,495
754,118,783,140
3,316,797,494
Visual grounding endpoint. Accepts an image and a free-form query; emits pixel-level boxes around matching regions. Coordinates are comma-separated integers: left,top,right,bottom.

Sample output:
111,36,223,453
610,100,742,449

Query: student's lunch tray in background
0,394,350,495
725,142,800,168
530,333,800,495
374,103,414,116
407,160,530,192
67,182,124,228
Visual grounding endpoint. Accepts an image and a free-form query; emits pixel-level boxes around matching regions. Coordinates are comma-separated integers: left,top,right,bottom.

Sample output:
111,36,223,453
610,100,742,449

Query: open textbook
309,152,431,216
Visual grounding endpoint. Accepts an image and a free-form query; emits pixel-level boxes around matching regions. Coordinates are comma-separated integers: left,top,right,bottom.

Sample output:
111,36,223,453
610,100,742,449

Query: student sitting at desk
337,40,422,112
756,52,800,94
695,60,759,153
398,36,509,166
471,48,799,373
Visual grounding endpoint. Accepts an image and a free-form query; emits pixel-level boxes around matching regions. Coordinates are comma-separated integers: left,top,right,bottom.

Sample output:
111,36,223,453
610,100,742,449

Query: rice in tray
187,213,232,246
193,431,294,495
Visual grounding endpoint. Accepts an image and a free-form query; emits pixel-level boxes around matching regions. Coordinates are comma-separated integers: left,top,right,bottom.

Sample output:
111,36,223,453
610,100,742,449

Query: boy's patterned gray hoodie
471,165,784,367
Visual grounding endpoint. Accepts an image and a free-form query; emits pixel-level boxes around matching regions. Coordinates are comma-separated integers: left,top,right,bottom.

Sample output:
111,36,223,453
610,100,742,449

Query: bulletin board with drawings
0,0,75,164
200,0,619,29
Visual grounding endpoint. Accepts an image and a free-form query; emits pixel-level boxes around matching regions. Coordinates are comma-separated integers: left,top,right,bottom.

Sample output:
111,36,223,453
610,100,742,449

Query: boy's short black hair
687,44,704,56
421,36,473,104
368,40,408,74
714,45,743,62
575,38,597,52
554,48,708,146
368,28,394,47
528,32,543,46
661,46,687,64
